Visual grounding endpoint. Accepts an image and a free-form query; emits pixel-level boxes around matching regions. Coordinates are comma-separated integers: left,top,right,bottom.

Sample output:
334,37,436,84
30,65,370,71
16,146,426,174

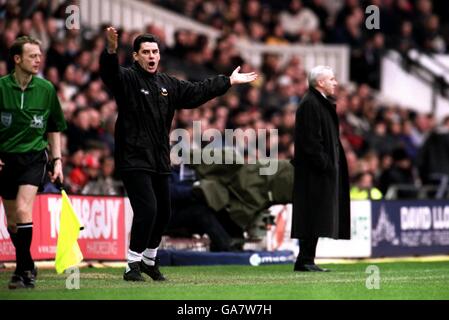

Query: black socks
10,223,34,273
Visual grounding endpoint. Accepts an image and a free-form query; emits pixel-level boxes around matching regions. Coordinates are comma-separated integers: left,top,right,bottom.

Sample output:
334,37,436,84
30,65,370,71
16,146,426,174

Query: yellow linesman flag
55,190,84,274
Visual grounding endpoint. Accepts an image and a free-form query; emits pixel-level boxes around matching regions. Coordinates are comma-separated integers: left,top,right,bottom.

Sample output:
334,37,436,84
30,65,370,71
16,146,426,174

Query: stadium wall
381,51,449,120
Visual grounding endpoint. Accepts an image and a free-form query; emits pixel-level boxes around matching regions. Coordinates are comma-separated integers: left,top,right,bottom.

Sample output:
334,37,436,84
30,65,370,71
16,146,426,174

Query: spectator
66,149,88,194
350,171,383,200
417,116,449,184
378,147,418,197
80,154,101,194
280,0,320,42
394,20,417,54
81,155,122,195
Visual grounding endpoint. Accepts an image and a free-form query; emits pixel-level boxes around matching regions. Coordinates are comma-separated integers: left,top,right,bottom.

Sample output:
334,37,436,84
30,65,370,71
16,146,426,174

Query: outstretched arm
229,66,258,85
175,66,258,109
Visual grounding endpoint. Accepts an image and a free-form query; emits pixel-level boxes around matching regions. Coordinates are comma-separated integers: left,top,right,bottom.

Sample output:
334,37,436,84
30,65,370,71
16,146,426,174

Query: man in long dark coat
291,66,350,272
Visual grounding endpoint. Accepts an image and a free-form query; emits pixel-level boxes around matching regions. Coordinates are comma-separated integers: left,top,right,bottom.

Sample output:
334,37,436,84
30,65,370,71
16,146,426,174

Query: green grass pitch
1,260,449,300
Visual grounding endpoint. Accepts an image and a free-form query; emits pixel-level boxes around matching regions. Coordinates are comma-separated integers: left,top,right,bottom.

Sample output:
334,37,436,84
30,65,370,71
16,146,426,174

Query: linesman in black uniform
100,26,257,281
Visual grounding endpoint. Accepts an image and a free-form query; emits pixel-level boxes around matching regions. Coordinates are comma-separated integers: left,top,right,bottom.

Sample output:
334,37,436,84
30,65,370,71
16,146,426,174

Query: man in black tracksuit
99,27,257,281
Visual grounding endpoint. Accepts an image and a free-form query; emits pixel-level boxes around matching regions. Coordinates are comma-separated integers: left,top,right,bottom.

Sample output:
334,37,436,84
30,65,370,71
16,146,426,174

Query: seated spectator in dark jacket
417,116,449,184
379,147,417,198
166,164,243,252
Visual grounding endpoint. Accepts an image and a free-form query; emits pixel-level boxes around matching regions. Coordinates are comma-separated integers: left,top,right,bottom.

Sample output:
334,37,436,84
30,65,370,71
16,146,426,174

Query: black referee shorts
0,149,48,200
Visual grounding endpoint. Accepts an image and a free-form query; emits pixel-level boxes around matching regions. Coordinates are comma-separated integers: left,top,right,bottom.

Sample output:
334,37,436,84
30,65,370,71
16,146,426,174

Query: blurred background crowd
1,0,449,201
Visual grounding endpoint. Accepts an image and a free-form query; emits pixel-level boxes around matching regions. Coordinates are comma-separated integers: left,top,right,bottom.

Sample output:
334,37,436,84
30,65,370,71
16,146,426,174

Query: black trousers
121,170,171,253
296,237,319,265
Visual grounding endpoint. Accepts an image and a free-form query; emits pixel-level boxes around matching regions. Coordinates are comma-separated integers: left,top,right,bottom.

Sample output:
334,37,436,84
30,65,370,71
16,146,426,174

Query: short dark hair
133,34,160,53
392,147,408,161
9,36,41,60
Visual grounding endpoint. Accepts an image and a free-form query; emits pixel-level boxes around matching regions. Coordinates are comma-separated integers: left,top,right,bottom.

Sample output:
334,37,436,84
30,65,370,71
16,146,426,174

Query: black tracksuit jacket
99,50,231,174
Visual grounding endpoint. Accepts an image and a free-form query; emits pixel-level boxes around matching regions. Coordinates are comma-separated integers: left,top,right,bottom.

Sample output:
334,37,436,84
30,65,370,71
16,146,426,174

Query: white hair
307,65,334,88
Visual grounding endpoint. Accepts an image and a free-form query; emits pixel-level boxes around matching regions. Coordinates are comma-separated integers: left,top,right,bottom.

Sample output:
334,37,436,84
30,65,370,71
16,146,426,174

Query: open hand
229,66,258,85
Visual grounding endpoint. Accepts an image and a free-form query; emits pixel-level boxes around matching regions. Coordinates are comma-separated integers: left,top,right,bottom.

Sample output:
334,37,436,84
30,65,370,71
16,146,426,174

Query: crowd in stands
1,0,449,203
150,0,449,87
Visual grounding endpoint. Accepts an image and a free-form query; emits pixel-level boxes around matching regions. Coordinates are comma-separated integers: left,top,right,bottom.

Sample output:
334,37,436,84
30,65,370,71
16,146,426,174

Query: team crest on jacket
1,112,12,127
161,87,168,96
30,115,44,128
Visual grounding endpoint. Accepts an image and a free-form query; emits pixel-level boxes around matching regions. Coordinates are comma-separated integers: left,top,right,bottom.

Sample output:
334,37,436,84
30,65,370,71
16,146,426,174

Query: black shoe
8,267,38,289
8,274,26,289
294,264,330,272
140,258,166,281
123,262,145,281
22,267,38,288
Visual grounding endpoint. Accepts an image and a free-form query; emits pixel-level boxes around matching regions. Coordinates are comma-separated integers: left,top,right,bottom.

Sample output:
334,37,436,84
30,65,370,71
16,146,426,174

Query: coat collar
309,86,336,109
131,61,157,79
308,86,339,125
8,71,36,90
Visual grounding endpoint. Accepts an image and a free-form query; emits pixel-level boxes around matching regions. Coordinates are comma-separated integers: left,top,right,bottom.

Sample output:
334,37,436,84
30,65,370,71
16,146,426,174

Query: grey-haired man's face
317,71,338,96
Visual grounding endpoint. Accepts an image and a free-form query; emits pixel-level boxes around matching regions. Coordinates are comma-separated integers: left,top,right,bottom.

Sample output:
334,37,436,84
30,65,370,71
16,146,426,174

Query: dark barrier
162,249,295,266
